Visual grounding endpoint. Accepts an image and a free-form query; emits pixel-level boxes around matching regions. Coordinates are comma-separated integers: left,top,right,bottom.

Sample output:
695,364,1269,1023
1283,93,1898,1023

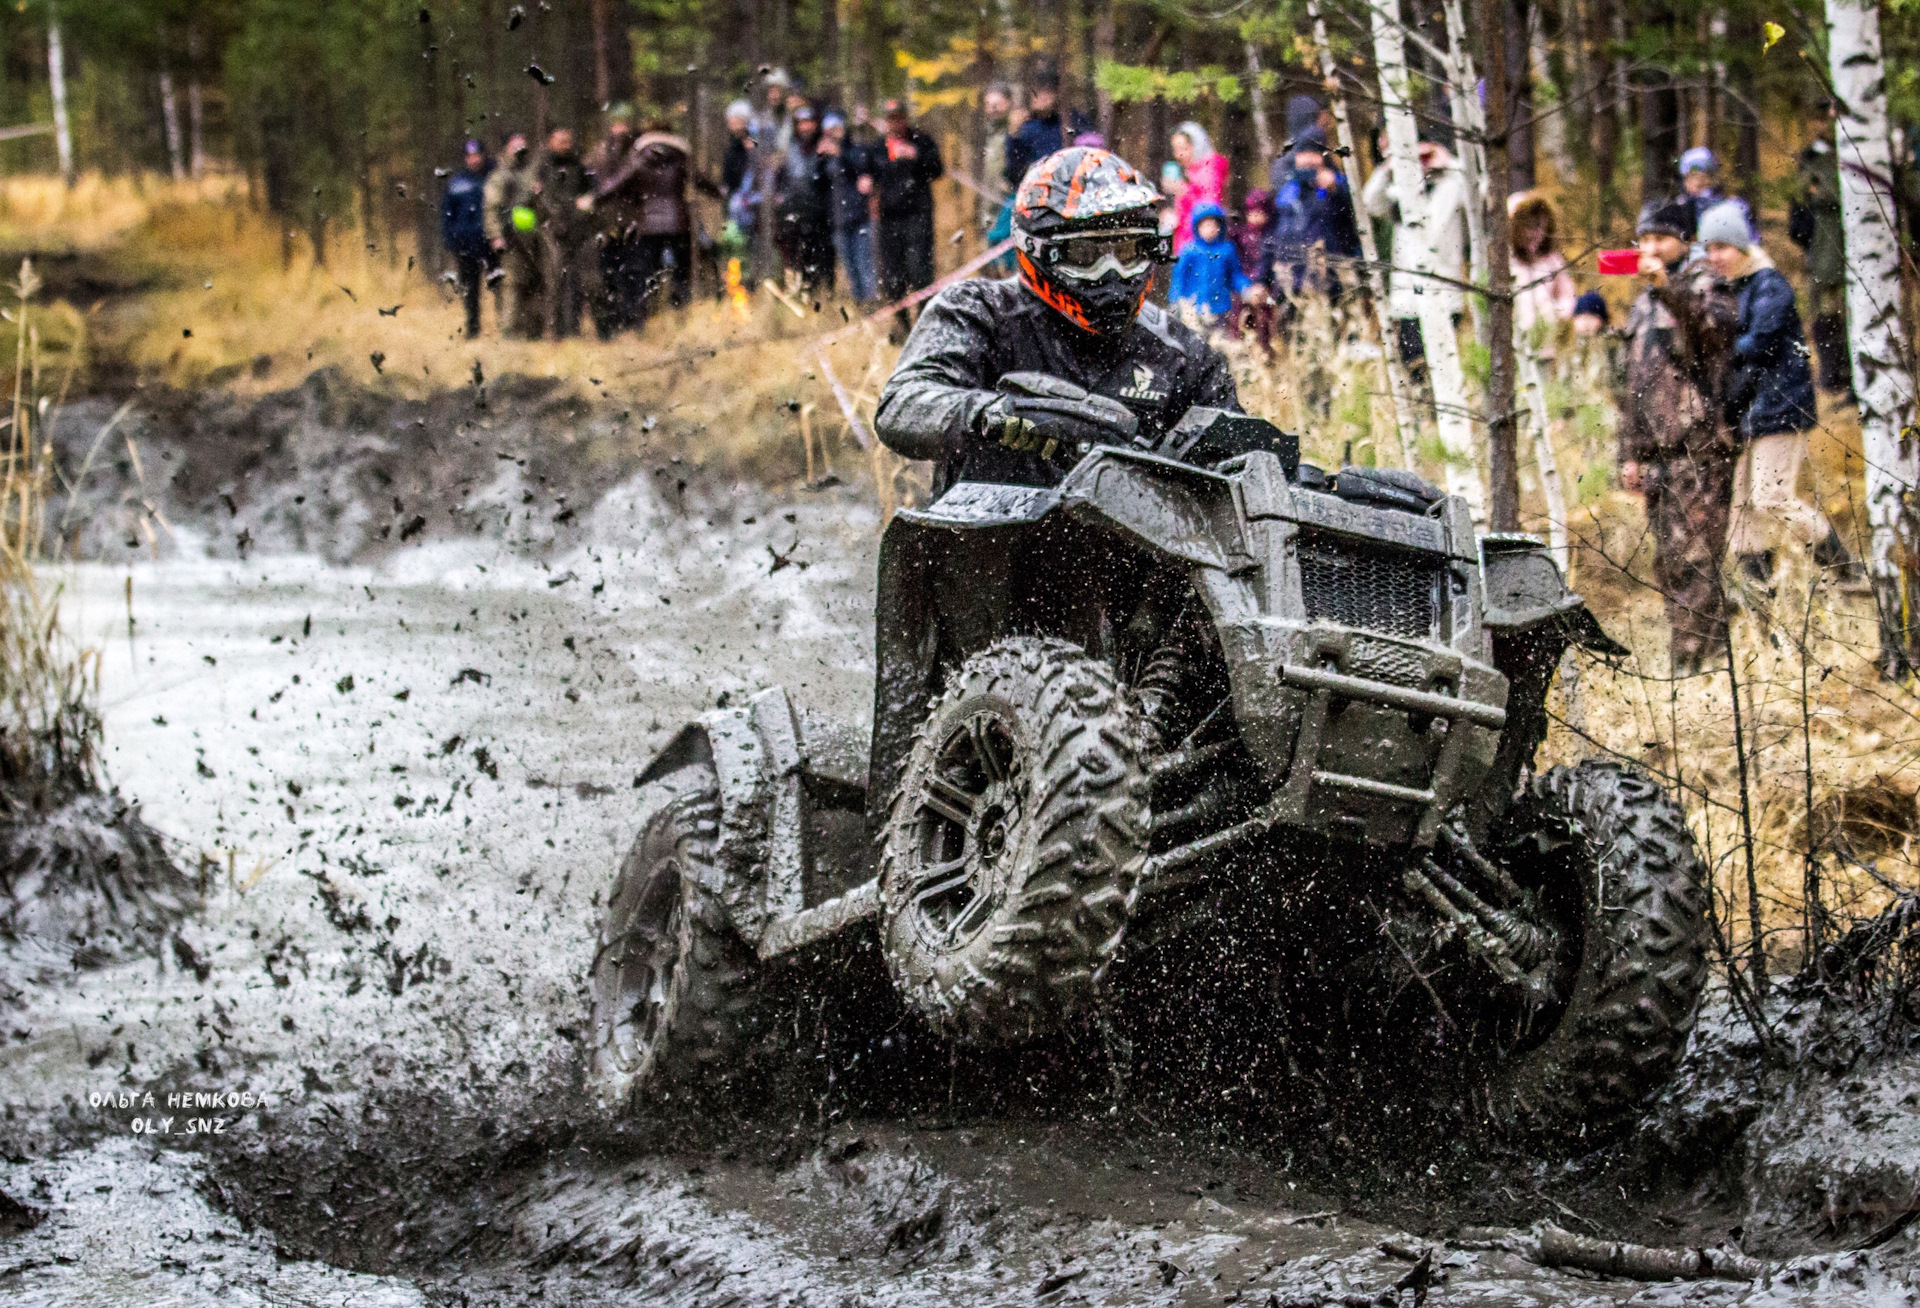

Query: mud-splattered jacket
482,154,539,246
875,277,1241,496
1622,258,1739,465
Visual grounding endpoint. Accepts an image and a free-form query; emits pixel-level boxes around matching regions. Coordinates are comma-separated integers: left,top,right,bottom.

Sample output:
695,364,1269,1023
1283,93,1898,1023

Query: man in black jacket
872,100,944,321
877,147,1238,497
1002,63,1093,188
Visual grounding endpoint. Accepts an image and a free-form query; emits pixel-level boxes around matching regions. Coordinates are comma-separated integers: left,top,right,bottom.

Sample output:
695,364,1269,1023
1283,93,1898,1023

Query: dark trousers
454,252,488,338
633,233,694,322
789,225,836,296
1395,314,1464,382
542,233,597,339
878,208,936,304
598,236,642,336
1643,449,1737,664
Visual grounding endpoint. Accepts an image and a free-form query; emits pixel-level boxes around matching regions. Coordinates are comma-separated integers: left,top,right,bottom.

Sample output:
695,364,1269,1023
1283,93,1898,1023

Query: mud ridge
46,366,734,566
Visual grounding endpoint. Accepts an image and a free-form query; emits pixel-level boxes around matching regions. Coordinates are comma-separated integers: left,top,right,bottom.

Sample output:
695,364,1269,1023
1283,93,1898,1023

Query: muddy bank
1,402,1918,1302
46,366,751,566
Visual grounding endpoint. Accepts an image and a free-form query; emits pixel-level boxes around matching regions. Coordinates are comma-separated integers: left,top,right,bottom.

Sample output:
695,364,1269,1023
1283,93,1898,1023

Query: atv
589,398,1710,1140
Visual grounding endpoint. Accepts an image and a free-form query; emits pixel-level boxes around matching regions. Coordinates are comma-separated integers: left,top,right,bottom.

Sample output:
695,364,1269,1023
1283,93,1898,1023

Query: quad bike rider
590,148,1710,1141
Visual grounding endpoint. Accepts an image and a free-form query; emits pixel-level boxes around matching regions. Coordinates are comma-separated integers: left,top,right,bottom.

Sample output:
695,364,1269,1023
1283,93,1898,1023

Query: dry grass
8,172,1920,969
0,258,101,801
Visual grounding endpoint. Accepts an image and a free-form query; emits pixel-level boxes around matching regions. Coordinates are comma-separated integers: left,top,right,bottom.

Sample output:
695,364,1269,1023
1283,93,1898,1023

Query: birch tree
1369,0,1486,518
1307,0,1419,469
159,70,187,182
1825,0,1920,675
1440,0,1489,339
47,8,72,186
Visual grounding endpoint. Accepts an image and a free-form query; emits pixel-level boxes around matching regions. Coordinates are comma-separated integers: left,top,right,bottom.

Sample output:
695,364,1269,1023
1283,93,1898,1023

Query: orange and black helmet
1012,147,1167,335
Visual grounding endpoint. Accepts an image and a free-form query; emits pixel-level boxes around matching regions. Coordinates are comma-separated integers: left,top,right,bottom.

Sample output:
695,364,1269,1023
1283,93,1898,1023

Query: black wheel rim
594,852,685,1075
905,708,1025,952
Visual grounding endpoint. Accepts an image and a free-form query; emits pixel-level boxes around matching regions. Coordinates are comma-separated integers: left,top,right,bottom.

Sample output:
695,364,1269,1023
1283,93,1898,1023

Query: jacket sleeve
919,133,945,184
1360,165,1395,219
1192,340,1243,412
482,170,509,242
1733,271,1799,364
1003,132,1025,188
1654,272,1737,375
874,285,998,462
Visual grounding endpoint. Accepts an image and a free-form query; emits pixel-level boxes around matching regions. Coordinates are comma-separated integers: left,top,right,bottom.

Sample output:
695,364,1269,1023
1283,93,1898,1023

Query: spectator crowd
442,70,1875,674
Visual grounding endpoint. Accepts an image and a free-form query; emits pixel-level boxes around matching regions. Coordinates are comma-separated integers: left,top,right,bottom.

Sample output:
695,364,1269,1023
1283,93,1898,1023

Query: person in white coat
1362,137,1471,370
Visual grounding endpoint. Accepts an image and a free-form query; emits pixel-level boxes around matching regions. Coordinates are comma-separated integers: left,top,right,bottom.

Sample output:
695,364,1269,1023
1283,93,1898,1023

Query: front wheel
880,637,1150,1047
1466,760,1711,1143
588,766,768,1108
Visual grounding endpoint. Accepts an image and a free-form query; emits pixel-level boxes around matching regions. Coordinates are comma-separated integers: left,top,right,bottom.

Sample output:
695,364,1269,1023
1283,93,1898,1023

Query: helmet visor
1032,229,1167,281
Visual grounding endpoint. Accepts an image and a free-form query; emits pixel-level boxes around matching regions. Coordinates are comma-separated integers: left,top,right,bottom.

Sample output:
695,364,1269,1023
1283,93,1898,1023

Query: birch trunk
187,28,205,179
187,81,205,178
1308,0,1420,470
47,11,72,186
1825,0,1920,674
1440,0,1488,343
159,71,187,182
1519,346,1570,571
1370,0,1485,517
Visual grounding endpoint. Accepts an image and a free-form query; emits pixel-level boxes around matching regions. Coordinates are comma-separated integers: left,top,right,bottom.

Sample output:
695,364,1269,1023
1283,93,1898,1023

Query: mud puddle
0,443,1916,1303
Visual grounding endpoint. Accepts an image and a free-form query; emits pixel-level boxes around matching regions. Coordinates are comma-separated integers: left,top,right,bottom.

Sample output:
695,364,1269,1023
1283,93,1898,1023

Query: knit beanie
1634,196,1696,241
1696,200,1752,251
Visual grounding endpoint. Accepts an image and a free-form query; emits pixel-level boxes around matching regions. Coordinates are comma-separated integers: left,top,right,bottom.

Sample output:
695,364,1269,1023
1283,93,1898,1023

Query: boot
1813,528,1874,593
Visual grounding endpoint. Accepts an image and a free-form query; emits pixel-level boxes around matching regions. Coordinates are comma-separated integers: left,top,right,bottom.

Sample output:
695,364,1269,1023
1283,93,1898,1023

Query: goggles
1022,229,1169,281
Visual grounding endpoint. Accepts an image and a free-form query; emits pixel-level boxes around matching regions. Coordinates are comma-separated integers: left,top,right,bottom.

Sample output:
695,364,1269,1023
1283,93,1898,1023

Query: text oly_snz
89,1089,270,1135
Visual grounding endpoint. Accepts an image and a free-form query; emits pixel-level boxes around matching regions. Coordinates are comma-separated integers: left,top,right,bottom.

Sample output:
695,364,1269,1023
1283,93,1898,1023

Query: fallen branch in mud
1536,1224,1766,1283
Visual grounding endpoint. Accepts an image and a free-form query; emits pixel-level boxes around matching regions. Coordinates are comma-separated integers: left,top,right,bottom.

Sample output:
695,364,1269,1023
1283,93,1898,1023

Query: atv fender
634,687,873,955
1478,534,1628,658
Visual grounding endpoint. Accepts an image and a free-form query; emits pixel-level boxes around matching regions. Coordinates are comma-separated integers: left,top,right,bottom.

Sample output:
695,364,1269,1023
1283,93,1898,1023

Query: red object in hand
1597,249,1641,276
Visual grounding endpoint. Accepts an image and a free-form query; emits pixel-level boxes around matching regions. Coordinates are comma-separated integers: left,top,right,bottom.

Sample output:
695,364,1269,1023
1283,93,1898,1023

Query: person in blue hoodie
1169,202,1255,324
441,139,494,338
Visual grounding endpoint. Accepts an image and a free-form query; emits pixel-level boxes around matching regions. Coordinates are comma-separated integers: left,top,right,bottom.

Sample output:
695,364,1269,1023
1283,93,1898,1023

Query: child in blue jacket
1169,202,1252,322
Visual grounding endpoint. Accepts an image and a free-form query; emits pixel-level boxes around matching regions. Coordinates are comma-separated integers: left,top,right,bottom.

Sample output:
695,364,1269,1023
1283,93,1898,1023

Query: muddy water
0,470,1915,1305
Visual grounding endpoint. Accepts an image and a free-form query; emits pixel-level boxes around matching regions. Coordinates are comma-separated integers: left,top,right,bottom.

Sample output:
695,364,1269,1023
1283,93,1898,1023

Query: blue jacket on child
1168,203,1251,318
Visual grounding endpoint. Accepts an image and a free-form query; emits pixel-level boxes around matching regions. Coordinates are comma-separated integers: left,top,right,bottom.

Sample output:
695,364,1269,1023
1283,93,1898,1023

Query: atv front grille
1299,536,1442,640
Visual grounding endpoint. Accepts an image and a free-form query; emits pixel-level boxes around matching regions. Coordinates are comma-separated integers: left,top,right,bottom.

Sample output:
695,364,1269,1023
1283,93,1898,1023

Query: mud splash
1,392,1918,1303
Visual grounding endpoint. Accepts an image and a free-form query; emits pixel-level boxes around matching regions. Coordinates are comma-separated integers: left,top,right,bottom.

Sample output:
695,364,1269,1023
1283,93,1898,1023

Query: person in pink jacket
1509,190,1578,343
1167,121,1228,252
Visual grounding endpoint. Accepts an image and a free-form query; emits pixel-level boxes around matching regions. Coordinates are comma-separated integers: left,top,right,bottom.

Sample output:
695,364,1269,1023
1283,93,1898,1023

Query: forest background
0,0,1902,270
